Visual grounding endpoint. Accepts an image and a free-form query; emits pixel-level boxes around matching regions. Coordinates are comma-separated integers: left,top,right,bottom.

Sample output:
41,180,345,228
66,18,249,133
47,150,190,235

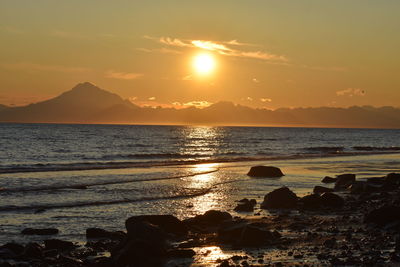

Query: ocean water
1,123,400,245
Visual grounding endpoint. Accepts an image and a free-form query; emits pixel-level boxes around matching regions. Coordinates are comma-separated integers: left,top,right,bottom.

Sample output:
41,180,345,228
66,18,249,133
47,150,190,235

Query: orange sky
1,1,399,109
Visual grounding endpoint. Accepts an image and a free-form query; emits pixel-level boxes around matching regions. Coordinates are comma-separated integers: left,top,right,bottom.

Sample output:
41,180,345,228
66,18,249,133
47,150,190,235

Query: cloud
137,47,182,54
0,26,24,34
336,88,366,97
144,36,288,62
252,78,260,83
246,97,253,101
1,62,90,73
105,71,143,80
260,98,272,102
148,97,156,101
172,100,212,109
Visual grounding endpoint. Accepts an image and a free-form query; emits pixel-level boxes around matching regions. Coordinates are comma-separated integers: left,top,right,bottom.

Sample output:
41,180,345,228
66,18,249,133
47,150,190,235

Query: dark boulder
364,205,400,226
21,228,59,235
319,193,344,208
234,199,257,212
185,210,232,227
299,194,322,209
114,221,167,267
334,174,356,190
125,215,187,237
313,186,334,194
386,173,400,184
260,187,298,209
44,239,75,251
23,242,43,259
218,222,279,247
238,225,277,246
247,166,284,178
1,243,24,255
322,176,337,183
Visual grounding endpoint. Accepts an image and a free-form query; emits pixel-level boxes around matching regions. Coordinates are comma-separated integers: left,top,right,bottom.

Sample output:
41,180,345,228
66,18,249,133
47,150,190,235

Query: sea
1,123,400,246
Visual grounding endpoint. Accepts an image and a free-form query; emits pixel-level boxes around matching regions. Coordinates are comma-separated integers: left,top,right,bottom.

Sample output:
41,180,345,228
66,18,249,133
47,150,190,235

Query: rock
234,199,256,212
114,221,167,267
21,228,59,235
59,255,83,265
218,222,279,247
323,238,337,248
166,249,195,258
364,205,400,226
185,210,232,227
319,192,344,208
238,225,277,246
313,186,334,194
23,243,43,259
260,187,298,209
334,174,356,190
0,248,16,259
322,176,337,183
247,166,284,177
86,228,125,240
125,215,188,237
1,243,24,255
386,173,400,184
299,194,322,209
44,239,75,251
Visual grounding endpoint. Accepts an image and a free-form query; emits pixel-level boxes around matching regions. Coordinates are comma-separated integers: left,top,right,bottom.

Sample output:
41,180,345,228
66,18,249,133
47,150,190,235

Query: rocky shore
2,167,400,266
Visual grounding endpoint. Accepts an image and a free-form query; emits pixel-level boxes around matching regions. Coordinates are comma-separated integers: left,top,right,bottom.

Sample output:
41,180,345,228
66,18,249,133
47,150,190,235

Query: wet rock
234,199,256,212
113,221,166,266
334,174,356,190
313,186,334,194
166,249,195,258
238,225,277,246
218,222,279,247
21,228,59,235
0,248,16,259
364,205,400,226
322,176,337,183
44,239,75,251
386,173,400,184
247,166,284,178
299,194,322,209
86,228,125,240
125,215,188,237
260,187,298,209
23,242,43,259
320,192,344,208
1,243,24,255
185,210,232,227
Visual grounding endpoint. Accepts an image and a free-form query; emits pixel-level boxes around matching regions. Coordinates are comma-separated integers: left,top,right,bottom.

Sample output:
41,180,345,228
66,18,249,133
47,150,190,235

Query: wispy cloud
0,26,24,34
336,88,366,97
260,98,272,102
172,100,212,109
137,47,182,54
144,36,288,63
148,97,156,101
1,62,90,73
105,70,143,80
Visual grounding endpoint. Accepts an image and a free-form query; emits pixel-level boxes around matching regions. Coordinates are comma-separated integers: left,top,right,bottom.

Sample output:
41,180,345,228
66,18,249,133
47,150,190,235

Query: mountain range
1,82,400,128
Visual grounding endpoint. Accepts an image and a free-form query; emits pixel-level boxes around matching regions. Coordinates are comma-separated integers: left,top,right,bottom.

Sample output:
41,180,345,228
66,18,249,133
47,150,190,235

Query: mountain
0,82,138,123
1,82,400,128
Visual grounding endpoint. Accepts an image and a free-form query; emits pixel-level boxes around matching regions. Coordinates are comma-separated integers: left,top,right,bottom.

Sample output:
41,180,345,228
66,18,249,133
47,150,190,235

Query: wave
304,146,345,153
353,146,400,151
0,188,212,212
1,150,400,174
0,169,219,193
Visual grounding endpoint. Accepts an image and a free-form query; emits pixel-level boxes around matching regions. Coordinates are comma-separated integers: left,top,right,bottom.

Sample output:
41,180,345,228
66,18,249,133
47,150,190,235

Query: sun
193,53,216,75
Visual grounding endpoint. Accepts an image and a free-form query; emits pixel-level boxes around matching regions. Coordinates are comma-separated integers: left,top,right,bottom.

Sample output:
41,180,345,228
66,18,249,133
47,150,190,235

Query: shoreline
2,165,400,266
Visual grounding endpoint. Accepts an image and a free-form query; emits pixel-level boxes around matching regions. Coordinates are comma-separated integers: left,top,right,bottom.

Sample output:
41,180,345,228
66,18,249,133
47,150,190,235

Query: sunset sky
1,1,399,109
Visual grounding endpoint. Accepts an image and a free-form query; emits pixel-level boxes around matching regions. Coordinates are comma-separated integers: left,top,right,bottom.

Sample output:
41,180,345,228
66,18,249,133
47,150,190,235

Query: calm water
1,123,400,245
